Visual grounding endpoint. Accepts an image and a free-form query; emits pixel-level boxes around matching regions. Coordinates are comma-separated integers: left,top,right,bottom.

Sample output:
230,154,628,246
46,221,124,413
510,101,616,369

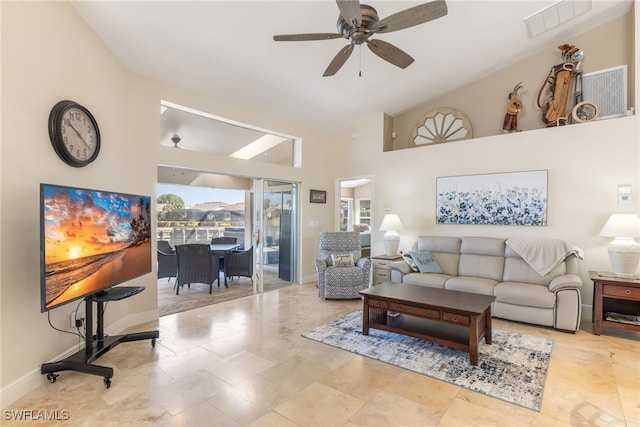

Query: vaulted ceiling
72,0,633,136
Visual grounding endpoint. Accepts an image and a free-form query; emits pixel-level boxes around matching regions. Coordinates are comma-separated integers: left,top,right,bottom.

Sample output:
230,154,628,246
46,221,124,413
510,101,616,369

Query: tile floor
5,283,640,426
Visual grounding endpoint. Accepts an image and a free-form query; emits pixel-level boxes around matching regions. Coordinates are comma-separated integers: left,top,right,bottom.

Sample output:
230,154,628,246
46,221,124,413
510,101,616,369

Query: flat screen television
40,183,152,312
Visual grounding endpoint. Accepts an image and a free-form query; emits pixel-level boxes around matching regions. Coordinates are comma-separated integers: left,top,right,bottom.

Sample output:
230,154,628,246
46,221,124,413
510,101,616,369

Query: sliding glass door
254,179,298,292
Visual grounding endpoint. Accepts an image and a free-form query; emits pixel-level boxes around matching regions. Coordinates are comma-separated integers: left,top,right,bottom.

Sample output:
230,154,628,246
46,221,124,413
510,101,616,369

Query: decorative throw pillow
331,253,355,267
409,251,442,273
402,252,419,272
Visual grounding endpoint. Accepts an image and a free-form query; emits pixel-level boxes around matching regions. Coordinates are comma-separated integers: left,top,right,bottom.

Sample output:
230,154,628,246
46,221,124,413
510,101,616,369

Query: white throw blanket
506,237,584,277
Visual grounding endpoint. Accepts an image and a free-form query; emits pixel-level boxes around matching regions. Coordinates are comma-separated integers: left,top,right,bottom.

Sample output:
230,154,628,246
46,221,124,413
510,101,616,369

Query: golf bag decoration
537,44,581,127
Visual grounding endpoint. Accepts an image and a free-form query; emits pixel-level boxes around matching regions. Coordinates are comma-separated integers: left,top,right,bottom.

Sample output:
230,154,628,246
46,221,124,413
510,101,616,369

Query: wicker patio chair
174,244,220,295
157,240,177,281
224,246,254,284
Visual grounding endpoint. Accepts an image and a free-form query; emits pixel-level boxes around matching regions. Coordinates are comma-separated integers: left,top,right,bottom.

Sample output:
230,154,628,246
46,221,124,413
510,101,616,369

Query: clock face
49,100,101,167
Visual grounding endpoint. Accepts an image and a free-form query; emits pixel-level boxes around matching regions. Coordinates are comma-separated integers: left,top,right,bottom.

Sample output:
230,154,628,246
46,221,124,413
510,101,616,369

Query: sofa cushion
494,281,555,309
493,302,554,327
461,236,505,256
409,251,442,273
416,236,461,276
326,266,364,285
458,237,505,281
458,254,504,281
403,273,450,288
445,276,497,296
504,247,567,285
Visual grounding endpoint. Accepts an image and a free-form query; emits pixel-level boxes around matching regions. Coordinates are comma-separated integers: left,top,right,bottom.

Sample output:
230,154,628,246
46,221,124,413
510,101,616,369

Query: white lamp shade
599,213,640,237
380,214,403,232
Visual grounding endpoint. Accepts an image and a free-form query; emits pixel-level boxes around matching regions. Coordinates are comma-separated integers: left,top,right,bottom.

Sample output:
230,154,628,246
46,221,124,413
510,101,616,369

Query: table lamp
599,213,640,276
380,214,403,256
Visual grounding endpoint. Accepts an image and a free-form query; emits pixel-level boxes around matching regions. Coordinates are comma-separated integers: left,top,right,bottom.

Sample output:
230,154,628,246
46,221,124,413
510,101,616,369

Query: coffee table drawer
442,311,470,325
388,302,441,320
368,299,388,309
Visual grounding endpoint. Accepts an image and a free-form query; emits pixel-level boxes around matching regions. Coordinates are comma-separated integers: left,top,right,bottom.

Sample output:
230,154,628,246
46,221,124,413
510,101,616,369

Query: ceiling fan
273,0,448,77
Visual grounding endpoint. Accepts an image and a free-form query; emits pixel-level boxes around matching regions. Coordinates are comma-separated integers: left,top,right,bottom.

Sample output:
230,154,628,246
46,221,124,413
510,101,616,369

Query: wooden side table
590,271,640,335
371,254,403,286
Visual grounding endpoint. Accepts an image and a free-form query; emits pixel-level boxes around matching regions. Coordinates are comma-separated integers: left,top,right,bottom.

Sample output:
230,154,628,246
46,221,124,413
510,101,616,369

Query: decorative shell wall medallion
411,108,472,146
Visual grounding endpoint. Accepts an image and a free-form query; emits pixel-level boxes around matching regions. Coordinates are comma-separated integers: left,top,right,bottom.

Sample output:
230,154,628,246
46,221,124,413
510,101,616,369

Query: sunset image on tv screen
41,185,151,311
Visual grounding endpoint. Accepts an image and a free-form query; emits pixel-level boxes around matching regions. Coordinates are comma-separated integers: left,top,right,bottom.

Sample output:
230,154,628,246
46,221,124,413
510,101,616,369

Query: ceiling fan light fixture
171,134,181,148
273,0,447,77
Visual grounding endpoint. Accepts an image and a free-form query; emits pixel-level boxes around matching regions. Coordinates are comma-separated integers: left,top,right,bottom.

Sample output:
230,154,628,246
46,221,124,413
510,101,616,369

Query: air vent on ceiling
524,0,592,38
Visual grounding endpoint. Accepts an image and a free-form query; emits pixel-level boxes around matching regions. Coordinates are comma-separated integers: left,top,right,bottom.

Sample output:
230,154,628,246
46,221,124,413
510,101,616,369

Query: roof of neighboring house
223,202,245,212
190,202,229,211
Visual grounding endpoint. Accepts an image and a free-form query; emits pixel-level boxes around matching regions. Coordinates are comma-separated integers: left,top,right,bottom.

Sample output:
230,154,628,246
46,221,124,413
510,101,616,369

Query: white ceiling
71,0,632,135
159,104,295,164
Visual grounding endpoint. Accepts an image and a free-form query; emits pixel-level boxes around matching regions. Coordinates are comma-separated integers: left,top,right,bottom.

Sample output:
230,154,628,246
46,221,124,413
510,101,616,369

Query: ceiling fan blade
274,33,343,42
367,39,414,69
323,44,354,77
336,0,362,27
372,0,448,34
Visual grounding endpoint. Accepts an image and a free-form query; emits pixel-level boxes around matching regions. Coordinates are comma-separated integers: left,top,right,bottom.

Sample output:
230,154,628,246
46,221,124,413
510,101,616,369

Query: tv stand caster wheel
46,373,59,384
104,378,111,389
151,338,156,348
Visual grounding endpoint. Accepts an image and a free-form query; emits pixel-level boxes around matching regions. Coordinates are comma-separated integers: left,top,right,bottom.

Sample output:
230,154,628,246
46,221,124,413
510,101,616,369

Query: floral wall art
436,170,548,226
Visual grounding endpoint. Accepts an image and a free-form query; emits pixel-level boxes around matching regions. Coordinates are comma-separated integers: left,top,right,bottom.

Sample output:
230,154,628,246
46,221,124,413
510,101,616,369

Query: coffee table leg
484,306,492,345
362,298,369,336
469,319,479,366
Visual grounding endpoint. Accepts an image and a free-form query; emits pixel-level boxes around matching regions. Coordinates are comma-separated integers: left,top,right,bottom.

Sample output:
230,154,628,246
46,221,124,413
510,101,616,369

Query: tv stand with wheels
41,286,159,388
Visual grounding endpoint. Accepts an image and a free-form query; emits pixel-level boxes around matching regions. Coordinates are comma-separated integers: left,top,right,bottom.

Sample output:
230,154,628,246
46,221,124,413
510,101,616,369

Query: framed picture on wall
310,189,327,204
436,170,548,226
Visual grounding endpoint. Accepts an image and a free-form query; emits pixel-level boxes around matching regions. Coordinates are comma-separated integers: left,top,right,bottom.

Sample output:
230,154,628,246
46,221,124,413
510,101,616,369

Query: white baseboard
581,303,593,323
300,274,317,285
0,309,158,410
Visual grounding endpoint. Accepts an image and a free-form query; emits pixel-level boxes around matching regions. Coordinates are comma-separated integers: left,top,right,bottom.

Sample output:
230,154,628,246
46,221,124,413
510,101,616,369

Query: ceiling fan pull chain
359,45,362,77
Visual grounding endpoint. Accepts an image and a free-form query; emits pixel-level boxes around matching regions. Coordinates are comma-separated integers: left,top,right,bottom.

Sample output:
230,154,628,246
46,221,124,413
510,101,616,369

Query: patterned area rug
303,310,553,411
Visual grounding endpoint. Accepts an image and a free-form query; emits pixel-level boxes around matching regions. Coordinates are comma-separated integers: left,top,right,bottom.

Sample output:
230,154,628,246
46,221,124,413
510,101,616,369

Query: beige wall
0,1,335,405
392,12,634,148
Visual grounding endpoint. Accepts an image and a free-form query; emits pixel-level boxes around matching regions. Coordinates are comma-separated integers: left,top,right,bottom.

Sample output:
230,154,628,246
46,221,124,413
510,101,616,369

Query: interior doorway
337,177,373,258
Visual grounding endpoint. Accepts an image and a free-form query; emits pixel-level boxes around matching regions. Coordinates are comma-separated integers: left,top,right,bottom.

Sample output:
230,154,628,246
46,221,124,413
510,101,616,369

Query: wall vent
582,65,627,120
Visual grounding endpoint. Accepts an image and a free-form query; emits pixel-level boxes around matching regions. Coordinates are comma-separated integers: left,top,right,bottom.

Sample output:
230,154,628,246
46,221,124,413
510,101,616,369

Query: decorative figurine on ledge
502,82,523,133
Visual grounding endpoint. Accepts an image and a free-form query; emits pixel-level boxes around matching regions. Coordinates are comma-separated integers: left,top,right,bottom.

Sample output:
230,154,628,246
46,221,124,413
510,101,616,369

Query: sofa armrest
390,261,412,275
549,274,582,292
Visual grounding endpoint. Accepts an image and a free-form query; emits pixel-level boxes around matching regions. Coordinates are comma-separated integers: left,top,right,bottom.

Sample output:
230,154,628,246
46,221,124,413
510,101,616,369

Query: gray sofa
389,236,583,332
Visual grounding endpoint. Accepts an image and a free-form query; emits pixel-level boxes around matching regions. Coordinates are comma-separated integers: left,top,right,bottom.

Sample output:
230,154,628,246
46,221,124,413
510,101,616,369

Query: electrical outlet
70,312,84,329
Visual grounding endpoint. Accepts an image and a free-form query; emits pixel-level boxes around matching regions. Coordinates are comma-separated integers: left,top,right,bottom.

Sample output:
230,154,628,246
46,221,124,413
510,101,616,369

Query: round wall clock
48,100,101,167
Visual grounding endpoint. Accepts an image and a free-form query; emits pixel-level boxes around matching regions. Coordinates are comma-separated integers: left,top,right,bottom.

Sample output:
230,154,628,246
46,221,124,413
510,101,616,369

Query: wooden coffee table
360,282,495,366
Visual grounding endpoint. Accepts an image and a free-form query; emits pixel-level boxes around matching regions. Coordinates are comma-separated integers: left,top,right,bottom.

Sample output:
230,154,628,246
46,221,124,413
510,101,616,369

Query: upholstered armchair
315,231,371,299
